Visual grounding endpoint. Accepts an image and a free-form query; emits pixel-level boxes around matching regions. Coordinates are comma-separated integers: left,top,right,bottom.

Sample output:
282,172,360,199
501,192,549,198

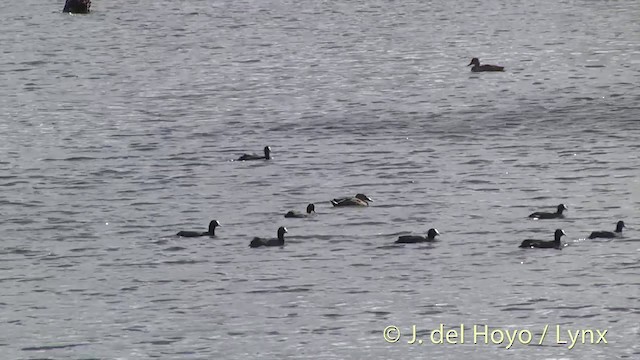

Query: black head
277,226,288,240
616,220,625,232
208,220,221,233
355,193,373,202
264,146,271,159
468,58,480,66
557,204,568,213
306,203,315,214
427,228,440,239
554,229,566,241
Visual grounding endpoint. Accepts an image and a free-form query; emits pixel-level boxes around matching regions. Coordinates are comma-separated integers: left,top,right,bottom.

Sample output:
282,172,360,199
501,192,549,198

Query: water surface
1,0,639,359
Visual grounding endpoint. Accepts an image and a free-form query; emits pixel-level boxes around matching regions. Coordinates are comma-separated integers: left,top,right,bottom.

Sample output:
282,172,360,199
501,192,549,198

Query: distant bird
285,204,315,218
529,204,568,219
238,146,271,161
588,220,625,239
395,228,440,244
468,58,505,72
519,229,565,249
176,220,220,237
330,193,373,207
63,0,91,13
249,226,288,248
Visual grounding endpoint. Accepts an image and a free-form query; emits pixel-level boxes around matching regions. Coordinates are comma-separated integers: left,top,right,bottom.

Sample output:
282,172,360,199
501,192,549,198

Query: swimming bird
249,226,288,247
588,220,625,239
284,204,315,218
238,146,271,161
330,193,373,207
468,58,505,72
63,0,91,13
395,228,440,244
176,220,220,237
519,229,565,249
528,204,568,219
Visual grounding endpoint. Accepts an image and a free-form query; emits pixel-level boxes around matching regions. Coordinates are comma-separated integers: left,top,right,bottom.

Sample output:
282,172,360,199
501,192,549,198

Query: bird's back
588,231,615,239
519,239,556,248
238,153,261,161
249,237,264,248
331,198,367,207
396,235,425,243
529,212,559,219
177,231,203,237
284,211,304,218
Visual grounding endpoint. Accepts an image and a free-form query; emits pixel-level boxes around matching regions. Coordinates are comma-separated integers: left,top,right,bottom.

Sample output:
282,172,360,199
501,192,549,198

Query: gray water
1,0,639,359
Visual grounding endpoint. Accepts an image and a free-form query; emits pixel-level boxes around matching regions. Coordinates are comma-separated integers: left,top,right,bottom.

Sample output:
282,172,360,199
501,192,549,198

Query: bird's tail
249,238,263,248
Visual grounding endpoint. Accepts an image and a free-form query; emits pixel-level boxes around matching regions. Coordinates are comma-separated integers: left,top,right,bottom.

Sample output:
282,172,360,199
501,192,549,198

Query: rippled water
1,0,639,359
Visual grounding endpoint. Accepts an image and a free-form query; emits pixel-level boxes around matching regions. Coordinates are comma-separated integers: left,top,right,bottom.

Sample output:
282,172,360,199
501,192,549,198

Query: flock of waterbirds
175,147,628,249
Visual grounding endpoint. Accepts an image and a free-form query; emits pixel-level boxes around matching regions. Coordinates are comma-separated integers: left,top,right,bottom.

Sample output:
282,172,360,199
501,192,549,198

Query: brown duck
468,58,504,72
330,193,373,207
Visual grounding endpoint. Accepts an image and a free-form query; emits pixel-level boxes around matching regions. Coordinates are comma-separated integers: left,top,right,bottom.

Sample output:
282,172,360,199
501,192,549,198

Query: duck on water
285,204,315,218
237,146,271,161
249,226,288,248
519,229,565,249
395,228,440,244
529,204,568,219
588,220,625,239
468,58,504,72
330,194,373,207
176,220,220,237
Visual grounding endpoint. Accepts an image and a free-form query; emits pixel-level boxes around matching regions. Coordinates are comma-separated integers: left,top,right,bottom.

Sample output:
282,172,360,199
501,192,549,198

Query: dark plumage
249,226,288,248
395,228,440,244
176,220,220,237
63,0,91,13
588,220,625,239
238,146,271,161
330,193,373,207
468,58,504,72
519,229,565,249
529,204,568,219
285,204,315,218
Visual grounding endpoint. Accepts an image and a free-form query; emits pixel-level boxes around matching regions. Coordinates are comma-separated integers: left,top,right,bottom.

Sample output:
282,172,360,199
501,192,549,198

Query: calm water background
1,0,639,359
